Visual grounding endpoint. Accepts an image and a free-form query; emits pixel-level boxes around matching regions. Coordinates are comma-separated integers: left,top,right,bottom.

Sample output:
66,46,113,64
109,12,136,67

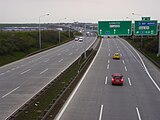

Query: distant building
1,27,48,31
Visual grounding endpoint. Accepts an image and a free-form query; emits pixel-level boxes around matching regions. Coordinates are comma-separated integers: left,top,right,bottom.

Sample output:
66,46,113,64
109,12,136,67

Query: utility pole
84,24,87,59
157,30,160,56
38,14,49,49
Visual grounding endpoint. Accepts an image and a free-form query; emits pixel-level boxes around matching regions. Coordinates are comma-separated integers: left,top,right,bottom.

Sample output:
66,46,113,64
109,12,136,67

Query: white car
75,37,79,41
78,37,83,42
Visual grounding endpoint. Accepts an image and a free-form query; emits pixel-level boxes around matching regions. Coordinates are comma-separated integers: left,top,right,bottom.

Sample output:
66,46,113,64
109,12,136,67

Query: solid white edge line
20,69,31,75
136,107,142,120
105,76,108,85
2,86,20,98
128,78,131,86
99,104,104,120
40,68,48,74
120,38,160,92
55,38,103,120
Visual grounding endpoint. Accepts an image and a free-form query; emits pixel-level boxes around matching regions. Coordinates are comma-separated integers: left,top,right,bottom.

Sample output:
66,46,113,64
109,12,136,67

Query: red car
111,73,124,85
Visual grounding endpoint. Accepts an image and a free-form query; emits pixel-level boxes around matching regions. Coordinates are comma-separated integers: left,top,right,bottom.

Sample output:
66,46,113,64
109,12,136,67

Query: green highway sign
142,17,150,21
134,20,158,36
98,21,132,36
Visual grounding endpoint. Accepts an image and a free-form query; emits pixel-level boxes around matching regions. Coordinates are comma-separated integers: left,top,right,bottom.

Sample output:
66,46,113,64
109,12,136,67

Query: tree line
0,30,74,55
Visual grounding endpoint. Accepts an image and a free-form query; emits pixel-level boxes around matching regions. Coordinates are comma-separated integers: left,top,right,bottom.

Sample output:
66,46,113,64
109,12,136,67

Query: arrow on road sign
128,29,130,34
100,29,102,35
114,29,116,34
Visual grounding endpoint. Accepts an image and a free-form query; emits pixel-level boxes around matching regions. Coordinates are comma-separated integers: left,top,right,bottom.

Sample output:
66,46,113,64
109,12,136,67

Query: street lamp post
132,13,142,17
58,18,67,44
83,24,87,59
69,26,71,38
39,14,49,49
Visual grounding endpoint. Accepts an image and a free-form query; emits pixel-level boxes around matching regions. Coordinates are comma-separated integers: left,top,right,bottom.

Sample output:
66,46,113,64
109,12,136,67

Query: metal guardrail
136,49,160,69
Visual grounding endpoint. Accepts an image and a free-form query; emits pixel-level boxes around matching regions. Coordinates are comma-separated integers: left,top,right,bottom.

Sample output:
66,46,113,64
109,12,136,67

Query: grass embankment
125,37,160,65
0,30,76,66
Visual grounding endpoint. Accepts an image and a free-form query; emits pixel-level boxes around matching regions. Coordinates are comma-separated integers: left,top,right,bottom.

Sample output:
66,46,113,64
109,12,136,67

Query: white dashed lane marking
58,59,63,63
125,66,128,71
128,78,132,86
44,59,50,63
99,104,104,120
69,53,73,55
20,69,31,75
123,60,125,64
40,68,48,74
105,76,108,85
0,73,4,76
2,86,20,98
136,107,142,120
107,64,110,69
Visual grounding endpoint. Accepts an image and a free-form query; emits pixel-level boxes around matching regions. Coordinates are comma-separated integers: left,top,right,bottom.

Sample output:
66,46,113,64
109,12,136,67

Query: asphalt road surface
0,36,96,120
55,37,160,120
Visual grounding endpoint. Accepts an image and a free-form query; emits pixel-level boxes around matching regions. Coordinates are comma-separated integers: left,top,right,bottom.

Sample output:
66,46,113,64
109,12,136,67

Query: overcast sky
0,0,160,23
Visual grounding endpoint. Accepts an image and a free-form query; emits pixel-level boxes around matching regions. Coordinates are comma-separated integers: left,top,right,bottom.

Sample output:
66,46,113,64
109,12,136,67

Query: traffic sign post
98,21,132,36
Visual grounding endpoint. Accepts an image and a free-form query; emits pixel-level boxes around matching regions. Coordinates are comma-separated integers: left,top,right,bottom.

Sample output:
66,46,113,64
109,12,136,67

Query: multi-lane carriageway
0,36,96,120
56,37,160,120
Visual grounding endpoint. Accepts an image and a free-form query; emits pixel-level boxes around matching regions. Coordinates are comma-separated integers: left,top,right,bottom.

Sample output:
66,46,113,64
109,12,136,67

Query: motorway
55,37,160,120
0,36,96,120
